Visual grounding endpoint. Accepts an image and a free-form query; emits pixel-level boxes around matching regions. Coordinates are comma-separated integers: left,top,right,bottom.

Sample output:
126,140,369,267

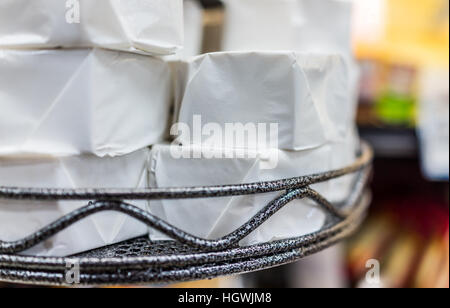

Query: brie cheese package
149,134,358,245
0,0,184,55
173,52,352,151
222,0,359,109
0,49,171,157
0,149,149,256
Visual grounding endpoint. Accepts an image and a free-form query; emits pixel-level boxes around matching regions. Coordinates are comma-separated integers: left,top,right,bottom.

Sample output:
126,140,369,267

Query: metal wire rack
0,142,373,286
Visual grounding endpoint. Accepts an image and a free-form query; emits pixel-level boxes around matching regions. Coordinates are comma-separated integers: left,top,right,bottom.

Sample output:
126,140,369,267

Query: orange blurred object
354,0,449,67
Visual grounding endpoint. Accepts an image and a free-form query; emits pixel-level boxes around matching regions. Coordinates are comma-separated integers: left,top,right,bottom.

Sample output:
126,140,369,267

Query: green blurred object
375,91,417,126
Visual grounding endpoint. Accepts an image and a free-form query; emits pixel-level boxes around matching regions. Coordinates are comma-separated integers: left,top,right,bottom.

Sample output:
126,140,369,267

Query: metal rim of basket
0,142,373,286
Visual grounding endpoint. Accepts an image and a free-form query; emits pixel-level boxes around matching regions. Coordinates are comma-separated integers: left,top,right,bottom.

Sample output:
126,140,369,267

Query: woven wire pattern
0,143,373,286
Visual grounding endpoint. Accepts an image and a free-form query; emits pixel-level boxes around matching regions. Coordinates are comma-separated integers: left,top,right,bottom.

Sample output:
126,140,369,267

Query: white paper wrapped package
181,0,204,58
174,52,352,151
222,0,360,111
0,49,171,157
0,149,149,256
223,0,352,57
149,136,358,245
166,0,204,60
0,0,183,55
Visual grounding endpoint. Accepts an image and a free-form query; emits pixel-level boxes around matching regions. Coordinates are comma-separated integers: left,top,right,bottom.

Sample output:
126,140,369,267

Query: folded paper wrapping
223,0,352,57
149,132,358,245
181,0,204,58
222,0,360,113
165,0,204,60
0,149,149,256
173,52,352,151
0,0,183,55
0,49,171,157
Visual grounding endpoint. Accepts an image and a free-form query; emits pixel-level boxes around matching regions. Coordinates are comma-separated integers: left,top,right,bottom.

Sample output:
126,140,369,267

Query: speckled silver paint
0,143,373,286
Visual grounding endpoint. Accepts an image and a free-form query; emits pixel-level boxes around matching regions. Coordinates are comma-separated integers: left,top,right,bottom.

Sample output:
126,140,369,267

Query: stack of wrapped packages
0,0,183,256
149,0,360,245
1,0,361,256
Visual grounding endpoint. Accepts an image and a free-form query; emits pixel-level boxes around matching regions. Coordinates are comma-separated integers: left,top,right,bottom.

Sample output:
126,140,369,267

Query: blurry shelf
199,0,223,9
358,126,418,159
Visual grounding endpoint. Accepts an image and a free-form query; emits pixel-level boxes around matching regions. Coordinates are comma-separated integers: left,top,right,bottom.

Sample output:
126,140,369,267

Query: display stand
0,143,373,286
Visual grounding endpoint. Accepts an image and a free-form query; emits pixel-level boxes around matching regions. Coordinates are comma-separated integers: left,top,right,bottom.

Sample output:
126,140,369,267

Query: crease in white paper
174,52,350,151
0,0,183,55
21,51,94,154
0,49,171,157
205,158,261,239
221,0,360,123
0,149,150,256
148,140,357,244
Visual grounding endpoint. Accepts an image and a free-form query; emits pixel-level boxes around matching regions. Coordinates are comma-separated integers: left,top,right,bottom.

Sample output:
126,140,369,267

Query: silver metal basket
0,142,373,286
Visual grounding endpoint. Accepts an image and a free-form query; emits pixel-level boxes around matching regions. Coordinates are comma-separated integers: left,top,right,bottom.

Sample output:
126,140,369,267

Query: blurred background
1,0,448,288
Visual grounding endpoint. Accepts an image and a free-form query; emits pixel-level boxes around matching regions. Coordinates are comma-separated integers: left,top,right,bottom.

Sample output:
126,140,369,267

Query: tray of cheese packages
0,0,373,286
